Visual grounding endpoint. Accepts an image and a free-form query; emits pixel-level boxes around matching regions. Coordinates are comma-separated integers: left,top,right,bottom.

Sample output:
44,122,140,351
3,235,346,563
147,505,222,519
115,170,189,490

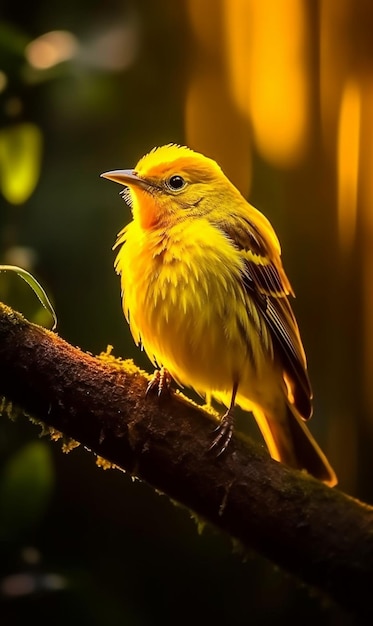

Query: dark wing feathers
218,217,313,420
262,297,313,419
246,258,284,295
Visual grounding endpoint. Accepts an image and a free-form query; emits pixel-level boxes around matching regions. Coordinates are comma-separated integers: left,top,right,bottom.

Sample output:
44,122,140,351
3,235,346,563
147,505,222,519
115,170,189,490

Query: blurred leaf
0,21,29,57
0,441,54,539
0,265,57,329
0,122,43,204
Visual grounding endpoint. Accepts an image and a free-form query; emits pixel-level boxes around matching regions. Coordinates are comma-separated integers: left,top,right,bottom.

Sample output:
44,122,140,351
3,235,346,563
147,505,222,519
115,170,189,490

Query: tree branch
0,302,372,618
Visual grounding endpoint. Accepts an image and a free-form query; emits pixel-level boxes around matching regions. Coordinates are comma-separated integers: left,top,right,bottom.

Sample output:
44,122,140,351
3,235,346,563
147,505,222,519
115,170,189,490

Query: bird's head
101,144,241,229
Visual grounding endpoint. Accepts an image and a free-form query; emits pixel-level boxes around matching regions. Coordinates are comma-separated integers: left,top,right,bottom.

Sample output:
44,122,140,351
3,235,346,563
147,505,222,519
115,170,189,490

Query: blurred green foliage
0,441,54,539
0,123,43,204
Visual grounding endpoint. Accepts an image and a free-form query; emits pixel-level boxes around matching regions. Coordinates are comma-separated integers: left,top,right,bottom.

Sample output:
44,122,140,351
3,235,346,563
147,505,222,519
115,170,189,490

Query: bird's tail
253,404,337,487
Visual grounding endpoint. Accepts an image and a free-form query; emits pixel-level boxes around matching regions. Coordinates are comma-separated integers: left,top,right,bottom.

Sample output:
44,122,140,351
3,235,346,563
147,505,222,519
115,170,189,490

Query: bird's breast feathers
114,217,271,392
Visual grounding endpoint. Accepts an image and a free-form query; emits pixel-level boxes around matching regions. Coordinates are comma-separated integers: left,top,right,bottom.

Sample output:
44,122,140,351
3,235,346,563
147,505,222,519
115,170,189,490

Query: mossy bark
0,302,372,619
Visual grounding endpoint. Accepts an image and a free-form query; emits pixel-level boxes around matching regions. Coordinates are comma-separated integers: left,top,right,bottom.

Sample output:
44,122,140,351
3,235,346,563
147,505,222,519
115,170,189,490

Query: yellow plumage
102,144,337,486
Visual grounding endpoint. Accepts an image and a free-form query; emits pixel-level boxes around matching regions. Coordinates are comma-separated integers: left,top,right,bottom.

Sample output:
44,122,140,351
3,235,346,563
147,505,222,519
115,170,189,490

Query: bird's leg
146,366,172,397
209,381,239,457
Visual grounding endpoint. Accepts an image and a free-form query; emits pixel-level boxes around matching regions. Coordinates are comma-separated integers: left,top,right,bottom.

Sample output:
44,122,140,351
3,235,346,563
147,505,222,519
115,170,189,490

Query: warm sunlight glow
185,0,252,195
0,71,8,93
81,25,138,71
185,75,252,195
223,0,250,112
337,80,361,255
319,2,350,156
361,80,373,421
25,31,78,70
224,0,308,166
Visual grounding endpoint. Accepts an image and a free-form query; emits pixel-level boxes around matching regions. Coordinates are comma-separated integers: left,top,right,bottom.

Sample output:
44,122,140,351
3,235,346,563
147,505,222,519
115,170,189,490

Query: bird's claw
209,410,234,457
146,367,172,397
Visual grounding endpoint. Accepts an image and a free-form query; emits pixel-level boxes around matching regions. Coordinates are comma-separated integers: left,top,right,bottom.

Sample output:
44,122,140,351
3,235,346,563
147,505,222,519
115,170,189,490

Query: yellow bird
101,144,337,487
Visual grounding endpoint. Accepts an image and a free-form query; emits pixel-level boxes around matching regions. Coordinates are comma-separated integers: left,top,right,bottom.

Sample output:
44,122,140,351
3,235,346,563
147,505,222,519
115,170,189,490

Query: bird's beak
100,169,149,189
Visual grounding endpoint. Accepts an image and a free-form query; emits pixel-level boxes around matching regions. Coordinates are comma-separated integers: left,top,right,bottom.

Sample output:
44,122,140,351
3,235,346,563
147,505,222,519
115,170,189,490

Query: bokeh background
1,1,372,624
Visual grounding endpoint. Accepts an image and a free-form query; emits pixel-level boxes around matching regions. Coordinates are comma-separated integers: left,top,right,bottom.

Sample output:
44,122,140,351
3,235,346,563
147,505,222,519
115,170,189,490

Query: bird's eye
165,175,187,192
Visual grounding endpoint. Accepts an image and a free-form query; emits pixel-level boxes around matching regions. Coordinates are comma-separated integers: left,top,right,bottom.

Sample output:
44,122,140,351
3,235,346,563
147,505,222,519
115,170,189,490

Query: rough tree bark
0,302,372,619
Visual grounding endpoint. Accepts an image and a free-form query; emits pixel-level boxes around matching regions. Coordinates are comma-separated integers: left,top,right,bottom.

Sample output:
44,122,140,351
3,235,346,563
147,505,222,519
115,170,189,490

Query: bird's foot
146,367,172,397
209,409,235,457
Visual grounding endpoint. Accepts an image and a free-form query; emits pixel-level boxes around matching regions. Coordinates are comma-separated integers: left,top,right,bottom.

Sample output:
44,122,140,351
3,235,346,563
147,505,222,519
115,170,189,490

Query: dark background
1,1,372,624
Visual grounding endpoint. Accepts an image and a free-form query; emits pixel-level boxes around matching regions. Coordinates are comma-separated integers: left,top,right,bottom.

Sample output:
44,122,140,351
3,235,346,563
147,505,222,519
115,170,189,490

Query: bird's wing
218,215,312,420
